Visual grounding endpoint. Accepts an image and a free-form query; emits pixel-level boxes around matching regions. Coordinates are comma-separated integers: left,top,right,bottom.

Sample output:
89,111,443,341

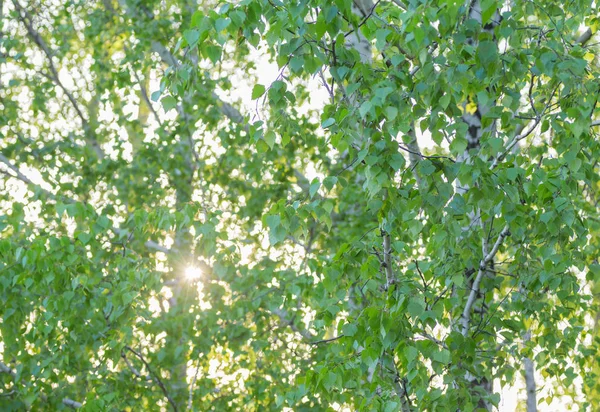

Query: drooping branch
12,0,104,160
0,152,37,186
125,346,178,411
114,0,247,130
121,351,152,381
1,361,82,408
149,40,247,129
0,150,173,255
390,360,411,412
12,1,86,124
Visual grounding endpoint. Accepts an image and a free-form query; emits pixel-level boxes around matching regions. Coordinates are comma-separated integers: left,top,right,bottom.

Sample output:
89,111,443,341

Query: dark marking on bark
468,126,480,146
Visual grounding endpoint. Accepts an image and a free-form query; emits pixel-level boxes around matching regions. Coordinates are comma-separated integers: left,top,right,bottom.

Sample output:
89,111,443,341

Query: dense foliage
2,0,600,410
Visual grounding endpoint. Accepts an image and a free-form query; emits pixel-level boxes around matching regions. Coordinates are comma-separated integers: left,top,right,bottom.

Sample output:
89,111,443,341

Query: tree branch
310,335,345,345
125,346,178,411
460,225,510,336
63,398,83,409
149,41,248,130
523,330,537,412
389,0,407,10
1,150,175,253
0,361,15,376
121,351,152,381
187,355,201,410
1,361,82,408
492,84,559,169
133,70,162,127
405,126,424,187
271,307,314,341
576,28,593,46
383,229,395,288
12,0,104,160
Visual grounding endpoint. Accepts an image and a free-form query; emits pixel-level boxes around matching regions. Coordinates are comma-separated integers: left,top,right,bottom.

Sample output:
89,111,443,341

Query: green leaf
161,96,177,112
309,179,320,199
323,371,337,392
418,160,436,175
384,402,399,412
405,346,418,364
77,232,92,245
407,298,425,318
389,153,405,171
265,215,286,246
359,101,372,118
342,323,357,337
321,118,335,129
252,84,266,99
323,176,338,190
289,56,304,73
385,106,398,121
184,29,200,46
256,139,269,153
215,18,231,32
205,45,222,63
264,131,276,149
150,90,161,102
480,0,498,24
375,29,391,49
477,41,498,68
449,137,467,155
439,93,451,109
433,349,451,364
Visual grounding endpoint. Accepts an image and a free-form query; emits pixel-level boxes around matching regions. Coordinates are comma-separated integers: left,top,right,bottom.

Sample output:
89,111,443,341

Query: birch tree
2,0,600,410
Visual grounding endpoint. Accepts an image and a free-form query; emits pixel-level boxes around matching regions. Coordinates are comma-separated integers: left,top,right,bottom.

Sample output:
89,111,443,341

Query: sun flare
185,266,203,280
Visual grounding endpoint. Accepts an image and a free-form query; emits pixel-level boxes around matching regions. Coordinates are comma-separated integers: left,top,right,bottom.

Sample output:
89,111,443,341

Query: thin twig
492,84,559,168
133,71,162,126
344,0,381,38
311,335,345,345
125,346,178,411
398,144,455,161
389,0,407,10
121,352,152,381
187,355,201,410
271,308,313,341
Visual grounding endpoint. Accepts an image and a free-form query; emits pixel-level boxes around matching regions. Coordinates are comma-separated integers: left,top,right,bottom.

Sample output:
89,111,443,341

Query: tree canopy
2,0,600,410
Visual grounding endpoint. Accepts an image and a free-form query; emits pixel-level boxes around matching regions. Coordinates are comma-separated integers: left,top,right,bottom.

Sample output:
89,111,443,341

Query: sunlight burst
185,266,203,280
